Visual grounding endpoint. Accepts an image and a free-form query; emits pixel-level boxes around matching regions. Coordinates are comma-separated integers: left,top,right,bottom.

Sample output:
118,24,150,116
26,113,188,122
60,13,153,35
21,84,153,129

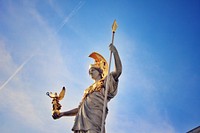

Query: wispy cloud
55,1,85,34
103,32,176,133
0,55,33,91
0,1,77,132
0,40,44,132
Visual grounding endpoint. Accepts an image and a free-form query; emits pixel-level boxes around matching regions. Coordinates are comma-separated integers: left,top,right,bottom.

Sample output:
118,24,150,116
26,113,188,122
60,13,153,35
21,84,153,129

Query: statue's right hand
52,112,62,120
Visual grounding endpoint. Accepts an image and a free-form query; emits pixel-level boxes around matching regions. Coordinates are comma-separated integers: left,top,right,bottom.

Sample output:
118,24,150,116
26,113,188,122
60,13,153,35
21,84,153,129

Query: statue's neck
94,76,102,82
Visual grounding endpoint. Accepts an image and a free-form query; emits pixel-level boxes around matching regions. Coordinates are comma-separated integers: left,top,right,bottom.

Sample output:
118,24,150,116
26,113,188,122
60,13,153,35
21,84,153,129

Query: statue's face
89,67,100,80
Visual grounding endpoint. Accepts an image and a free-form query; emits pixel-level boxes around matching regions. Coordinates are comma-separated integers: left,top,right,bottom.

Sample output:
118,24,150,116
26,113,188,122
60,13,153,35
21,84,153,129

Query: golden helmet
89,52,108,79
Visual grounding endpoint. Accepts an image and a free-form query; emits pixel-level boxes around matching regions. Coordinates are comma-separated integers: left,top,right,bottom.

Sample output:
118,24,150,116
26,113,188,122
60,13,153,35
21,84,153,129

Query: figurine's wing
58,87,66,100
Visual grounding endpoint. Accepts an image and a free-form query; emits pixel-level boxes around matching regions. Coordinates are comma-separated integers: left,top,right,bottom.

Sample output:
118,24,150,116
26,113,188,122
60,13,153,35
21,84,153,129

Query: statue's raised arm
109,43,122,80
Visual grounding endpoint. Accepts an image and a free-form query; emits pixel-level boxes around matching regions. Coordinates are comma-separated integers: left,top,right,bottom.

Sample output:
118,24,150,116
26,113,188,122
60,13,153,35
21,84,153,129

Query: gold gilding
89,52,108,79
46,87,66,116
112,20,118,32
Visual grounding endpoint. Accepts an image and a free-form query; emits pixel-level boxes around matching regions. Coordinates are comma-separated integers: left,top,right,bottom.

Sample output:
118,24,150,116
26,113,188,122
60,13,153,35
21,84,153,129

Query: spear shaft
100,20,118,133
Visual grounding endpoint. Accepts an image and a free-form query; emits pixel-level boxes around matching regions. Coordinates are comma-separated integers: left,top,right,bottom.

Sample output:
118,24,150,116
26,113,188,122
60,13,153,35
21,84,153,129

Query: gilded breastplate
82,79,104,100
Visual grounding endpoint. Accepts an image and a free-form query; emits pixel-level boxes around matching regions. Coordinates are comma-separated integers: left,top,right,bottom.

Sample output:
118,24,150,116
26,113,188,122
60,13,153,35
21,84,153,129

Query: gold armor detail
82,79,104,101
80,52,107,103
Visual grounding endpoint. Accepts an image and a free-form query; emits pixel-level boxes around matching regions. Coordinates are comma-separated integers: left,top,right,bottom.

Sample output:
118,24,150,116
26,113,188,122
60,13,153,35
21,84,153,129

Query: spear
100,20,118,133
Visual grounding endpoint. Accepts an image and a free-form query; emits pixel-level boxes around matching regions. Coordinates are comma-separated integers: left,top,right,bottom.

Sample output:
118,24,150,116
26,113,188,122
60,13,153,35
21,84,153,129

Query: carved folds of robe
72,73,119,133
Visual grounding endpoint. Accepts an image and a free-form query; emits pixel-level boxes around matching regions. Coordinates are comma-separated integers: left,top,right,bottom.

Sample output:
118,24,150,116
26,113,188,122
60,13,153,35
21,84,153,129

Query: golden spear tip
112,20,118,33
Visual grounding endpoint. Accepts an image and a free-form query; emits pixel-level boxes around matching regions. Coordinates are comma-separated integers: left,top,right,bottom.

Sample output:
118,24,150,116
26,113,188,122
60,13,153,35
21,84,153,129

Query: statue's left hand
109,43,117,53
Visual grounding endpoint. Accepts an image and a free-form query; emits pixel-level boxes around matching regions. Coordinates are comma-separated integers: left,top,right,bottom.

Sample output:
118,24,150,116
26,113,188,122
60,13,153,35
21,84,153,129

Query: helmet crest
89,52,108,79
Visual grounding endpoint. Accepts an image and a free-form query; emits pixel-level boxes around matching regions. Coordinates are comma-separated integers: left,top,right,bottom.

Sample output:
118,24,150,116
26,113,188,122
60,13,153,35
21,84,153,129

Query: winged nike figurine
46,87,66,117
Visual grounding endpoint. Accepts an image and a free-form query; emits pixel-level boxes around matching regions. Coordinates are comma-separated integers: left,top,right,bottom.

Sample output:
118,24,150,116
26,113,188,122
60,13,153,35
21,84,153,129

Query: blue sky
0,0,200,133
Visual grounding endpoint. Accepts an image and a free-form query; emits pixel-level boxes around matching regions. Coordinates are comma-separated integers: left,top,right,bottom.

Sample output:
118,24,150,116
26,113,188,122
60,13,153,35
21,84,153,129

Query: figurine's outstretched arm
109,43,122,80
53,108,78,119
